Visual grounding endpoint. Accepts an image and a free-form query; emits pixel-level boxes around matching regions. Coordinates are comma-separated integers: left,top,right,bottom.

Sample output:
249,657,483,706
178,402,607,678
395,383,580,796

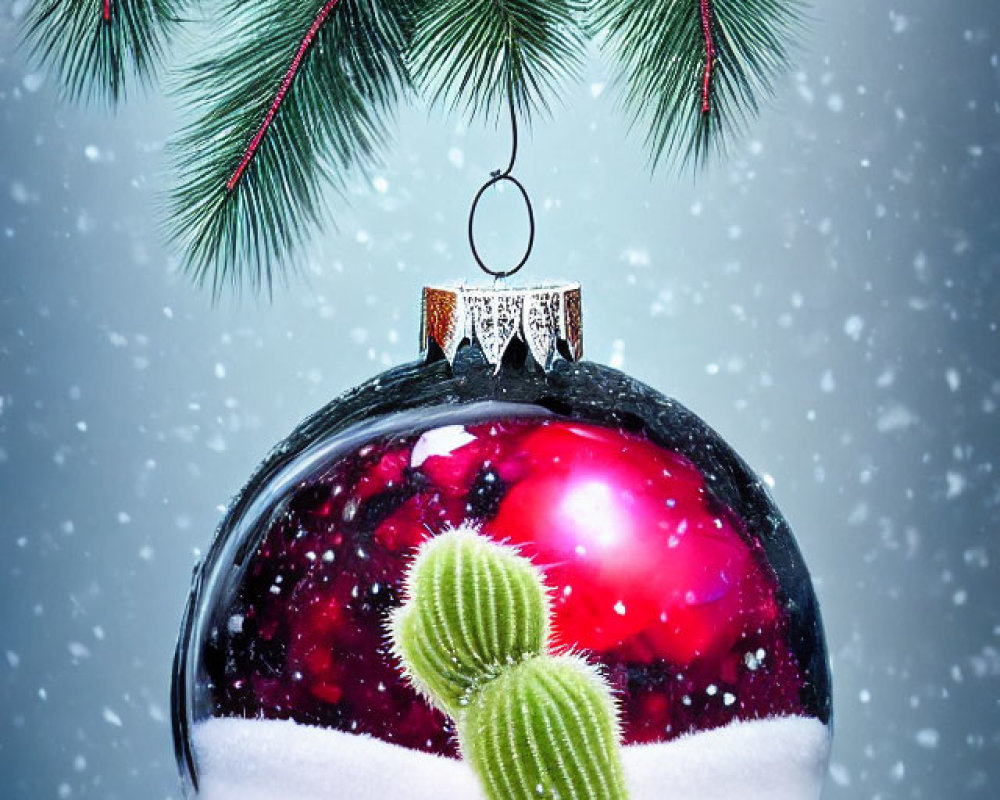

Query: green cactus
390,527,629,800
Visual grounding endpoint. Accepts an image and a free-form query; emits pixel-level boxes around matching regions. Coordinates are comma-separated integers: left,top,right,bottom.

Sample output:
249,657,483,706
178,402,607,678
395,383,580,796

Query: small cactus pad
390,526,628,800
462,654,628,800
390,527,550,715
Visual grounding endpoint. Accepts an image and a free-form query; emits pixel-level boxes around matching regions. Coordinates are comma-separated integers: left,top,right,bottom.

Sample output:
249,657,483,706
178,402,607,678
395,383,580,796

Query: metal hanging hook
468,51,535,280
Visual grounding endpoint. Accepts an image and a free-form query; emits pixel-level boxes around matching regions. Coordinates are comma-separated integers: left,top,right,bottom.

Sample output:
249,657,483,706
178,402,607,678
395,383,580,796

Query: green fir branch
409,0,587,120
167,0,412,296
24,0,807,293
591,0,806,169
23,0,181,105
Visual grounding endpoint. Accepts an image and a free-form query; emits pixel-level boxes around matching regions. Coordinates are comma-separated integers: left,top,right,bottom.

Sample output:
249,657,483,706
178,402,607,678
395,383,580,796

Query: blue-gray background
1,1,999,797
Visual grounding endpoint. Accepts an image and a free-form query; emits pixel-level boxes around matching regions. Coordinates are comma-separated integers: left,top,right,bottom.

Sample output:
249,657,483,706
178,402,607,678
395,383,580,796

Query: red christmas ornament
173,284,831,799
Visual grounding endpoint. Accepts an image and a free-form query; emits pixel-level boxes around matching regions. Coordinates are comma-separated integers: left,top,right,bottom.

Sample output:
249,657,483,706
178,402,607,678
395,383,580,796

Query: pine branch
167,0,411,295
592,0,805,168
409,0,587,120
160,0,804,293
23,0,181,105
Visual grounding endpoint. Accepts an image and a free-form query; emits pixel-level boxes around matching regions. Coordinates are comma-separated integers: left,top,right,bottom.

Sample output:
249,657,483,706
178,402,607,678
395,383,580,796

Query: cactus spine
390,526,629,800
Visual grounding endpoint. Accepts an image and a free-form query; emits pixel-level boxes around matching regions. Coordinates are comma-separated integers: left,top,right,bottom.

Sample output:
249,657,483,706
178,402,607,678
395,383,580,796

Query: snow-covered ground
194,714,830,799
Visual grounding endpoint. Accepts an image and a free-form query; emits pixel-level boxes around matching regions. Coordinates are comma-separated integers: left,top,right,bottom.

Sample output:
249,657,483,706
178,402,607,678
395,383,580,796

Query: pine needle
410,0,587,121
592,0,806,169
167,0,412,296
23,0,181,105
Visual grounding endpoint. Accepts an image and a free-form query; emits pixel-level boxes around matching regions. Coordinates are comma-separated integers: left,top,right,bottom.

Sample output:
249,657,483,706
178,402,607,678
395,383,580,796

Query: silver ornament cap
420,283,583,370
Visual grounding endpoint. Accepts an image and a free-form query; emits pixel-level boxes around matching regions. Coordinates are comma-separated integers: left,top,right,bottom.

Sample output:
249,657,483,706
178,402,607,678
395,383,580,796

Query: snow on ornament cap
420,283,583,370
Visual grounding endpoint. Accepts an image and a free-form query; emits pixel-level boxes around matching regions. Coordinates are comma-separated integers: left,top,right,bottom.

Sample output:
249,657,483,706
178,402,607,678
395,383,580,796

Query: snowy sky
1,0,999,797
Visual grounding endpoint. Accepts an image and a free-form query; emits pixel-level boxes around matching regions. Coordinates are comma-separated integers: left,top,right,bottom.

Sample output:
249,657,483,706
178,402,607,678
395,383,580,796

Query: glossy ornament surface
173,286,831,800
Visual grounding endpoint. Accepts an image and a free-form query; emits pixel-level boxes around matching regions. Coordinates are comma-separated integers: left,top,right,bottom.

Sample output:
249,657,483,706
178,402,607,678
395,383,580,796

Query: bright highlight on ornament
560,479,622,548
410,425,477,468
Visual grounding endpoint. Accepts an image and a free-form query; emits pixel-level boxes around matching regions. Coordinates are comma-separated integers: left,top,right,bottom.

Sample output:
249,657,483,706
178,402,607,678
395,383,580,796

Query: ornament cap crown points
420,282,583,370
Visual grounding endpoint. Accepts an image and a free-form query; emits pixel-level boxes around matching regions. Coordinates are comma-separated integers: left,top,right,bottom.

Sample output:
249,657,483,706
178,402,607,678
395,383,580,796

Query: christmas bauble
172,284,832,800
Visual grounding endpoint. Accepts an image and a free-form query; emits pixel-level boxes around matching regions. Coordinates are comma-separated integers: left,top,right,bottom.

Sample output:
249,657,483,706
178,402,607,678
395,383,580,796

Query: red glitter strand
699,0,715,113
226,0,341,193
102,0,110,22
